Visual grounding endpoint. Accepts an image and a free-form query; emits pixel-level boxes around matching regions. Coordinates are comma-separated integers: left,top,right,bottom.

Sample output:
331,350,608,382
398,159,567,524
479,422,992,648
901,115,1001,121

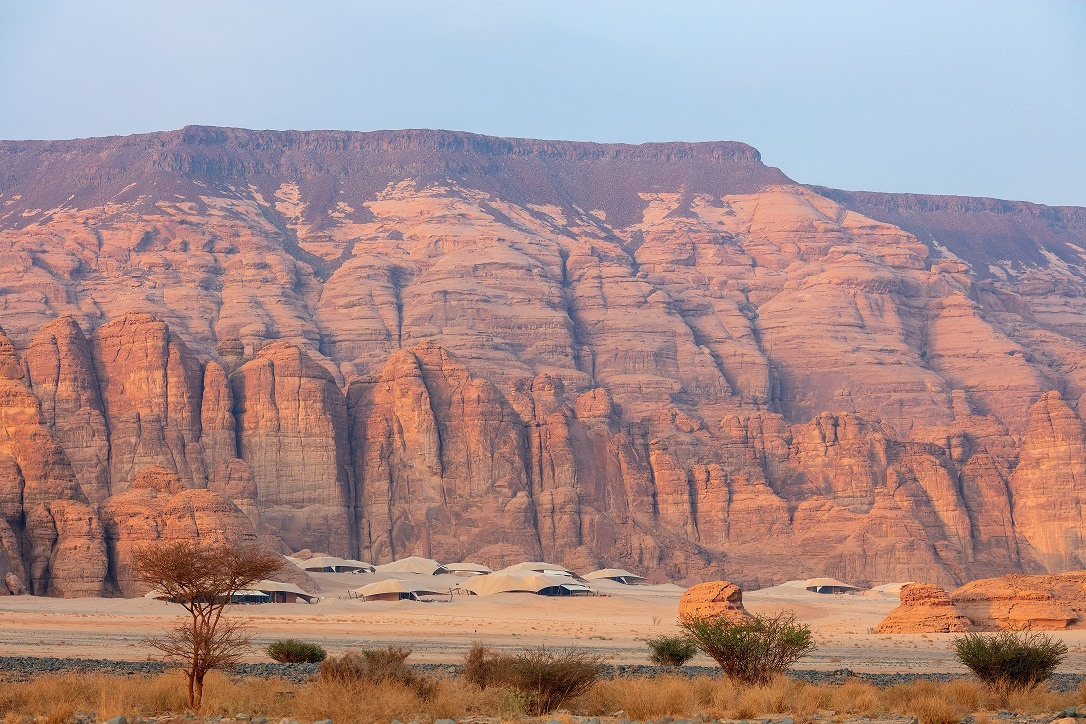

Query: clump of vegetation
462,642,505,689
954,630,1067,693
680,612,816,684
646,635,697,667
266,639,327,664
319,646,433,696
460,643,605,714
502,646,607,714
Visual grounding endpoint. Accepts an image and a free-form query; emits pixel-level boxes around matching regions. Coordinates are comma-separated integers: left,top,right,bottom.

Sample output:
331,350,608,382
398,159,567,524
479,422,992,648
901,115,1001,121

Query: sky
1,1,1084,206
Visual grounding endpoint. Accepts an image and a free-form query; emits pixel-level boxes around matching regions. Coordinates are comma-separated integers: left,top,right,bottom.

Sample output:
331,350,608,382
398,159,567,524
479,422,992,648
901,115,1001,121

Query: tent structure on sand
289,555,374,573
145,579,317,604
464,570,593,597
804,577,860,594
374,556,448,575
349,578,447,602
443,562,492,575
497,562,580,578
583,568,645,585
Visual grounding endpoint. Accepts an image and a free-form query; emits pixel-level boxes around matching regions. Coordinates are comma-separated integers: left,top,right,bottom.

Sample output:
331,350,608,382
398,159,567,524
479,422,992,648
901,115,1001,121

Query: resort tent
464,570,593,597
143,581,316,604
497,562,579,578
349,578,447,602
293,556,374,573
374,556,448,575
804,577,860,594
443,562,493,575
251,580,318,603
583,568,645,585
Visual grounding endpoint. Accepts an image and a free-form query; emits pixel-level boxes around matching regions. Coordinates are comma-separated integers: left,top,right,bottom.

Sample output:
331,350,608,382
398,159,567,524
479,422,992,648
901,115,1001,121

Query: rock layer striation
1,128,1086,594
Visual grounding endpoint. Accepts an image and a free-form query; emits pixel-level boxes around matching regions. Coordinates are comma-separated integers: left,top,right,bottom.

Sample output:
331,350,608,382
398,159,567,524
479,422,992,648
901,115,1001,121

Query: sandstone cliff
1,127,1085,594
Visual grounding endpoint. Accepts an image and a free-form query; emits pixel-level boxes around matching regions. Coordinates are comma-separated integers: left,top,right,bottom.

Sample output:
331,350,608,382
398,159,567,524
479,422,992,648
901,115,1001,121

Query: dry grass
0,670,1081,722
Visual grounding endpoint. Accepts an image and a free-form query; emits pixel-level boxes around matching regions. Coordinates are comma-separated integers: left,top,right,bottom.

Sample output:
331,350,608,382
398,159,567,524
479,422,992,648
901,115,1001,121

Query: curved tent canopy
350,578,446,601
498,562,578,577
294,556,374,573
583,568,645,584
145,579,316,604
443,562,493,575
374,556,448,575
804,577,860,594
464,571,593,597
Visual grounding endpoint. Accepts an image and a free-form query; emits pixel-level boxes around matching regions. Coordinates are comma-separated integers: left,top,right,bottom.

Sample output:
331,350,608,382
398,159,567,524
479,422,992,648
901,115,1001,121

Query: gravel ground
1,656,1083,692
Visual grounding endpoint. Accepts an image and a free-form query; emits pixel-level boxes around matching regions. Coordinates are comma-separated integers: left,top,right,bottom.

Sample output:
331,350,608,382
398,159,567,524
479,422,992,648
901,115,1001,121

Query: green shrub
646,635,697,667
265,639,327,664
954,630,1067,692
680,611,816,684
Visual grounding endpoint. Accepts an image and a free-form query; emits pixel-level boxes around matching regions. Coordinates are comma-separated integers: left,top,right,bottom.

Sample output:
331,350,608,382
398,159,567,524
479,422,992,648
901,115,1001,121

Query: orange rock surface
678,581,753,623
873,583,971,633
0,127,1085,594
951,572,1086,630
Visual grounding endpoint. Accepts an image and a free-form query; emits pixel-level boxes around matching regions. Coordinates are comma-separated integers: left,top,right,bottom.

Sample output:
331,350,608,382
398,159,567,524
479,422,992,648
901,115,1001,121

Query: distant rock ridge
1,127,1085,595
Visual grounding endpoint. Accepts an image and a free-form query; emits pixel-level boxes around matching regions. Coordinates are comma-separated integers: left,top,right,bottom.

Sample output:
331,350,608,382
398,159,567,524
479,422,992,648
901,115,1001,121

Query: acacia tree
133,541,283,709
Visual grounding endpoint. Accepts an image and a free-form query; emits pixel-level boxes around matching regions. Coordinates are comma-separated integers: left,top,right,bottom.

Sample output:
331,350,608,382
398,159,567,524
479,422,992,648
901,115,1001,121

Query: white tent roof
443,562,493,575
350,578,446,599
295,556,374,572
498,562,575,576
804,577,859,590
374,556,447,575
583,568,645,582
251,580,317,600
464,570,593,596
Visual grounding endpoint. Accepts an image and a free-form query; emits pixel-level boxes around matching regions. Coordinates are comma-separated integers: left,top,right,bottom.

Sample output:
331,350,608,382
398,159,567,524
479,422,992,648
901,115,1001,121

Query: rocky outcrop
0,128,1086,593
0,326,108,597
232,343,355,556
874,583,971,633
98,465,261,596
678,581,753,623
951,572,1086,631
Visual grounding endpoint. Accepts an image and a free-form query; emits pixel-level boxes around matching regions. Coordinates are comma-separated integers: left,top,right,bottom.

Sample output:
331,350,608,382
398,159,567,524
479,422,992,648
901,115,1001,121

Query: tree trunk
193,671,204,709
187,669,197,708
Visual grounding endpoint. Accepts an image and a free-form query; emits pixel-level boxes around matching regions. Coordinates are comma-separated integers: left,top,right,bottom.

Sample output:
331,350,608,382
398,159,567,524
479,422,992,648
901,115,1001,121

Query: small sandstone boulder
678,581,754,623
873,583,971,633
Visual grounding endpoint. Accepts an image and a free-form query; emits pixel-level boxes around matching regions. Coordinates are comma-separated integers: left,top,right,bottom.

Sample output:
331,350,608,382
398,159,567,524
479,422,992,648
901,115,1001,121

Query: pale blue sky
1,1,1083,206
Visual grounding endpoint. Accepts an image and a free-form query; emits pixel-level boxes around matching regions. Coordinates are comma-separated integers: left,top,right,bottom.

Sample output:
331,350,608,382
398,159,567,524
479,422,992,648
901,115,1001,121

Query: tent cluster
145,579,318,604
286,554,650,601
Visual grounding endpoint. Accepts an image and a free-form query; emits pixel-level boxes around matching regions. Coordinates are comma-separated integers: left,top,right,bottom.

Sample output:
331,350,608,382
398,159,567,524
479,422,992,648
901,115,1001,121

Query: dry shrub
586,675,710,719
319,646,432,697
289,678,417,723
912,695,961,724
503,647,606,715
463,641,505,689
459,644,605,715
828,679,881,716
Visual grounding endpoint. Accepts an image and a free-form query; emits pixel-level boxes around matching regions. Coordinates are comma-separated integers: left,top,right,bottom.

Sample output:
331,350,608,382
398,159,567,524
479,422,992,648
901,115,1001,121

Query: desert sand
4,573,1086,674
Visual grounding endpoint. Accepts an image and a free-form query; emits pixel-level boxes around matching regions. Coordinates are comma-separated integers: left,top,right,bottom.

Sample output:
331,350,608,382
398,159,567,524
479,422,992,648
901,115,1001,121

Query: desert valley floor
4,574,1086,674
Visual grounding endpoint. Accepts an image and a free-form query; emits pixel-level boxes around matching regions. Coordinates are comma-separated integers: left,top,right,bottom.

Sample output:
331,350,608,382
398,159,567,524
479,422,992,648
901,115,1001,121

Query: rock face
873,583,971,633
951,572,1086,631
678,581,753,623
2,127,1086,593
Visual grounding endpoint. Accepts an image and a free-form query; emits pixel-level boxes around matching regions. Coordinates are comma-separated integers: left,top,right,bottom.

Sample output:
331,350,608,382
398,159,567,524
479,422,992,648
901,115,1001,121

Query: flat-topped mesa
1,127,1086,594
